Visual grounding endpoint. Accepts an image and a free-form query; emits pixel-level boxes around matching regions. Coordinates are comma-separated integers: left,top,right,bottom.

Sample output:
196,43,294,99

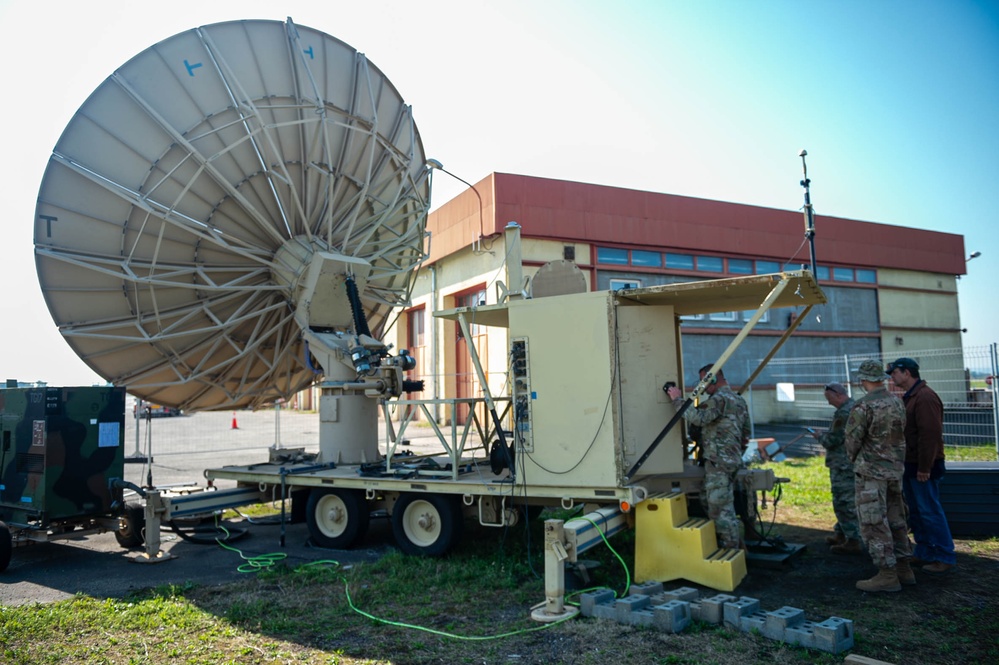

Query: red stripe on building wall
427,173,966,276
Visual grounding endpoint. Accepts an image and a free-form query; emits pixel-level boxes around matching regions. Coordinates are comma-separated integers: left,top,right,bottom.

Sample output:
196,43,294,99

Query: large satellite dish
34,18,431,412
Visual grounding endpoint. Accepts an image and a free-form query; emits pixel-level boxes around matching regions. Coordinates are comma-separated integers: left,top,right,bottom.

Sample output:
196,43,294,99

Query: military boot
896,559,917,586
856,567,902,593
831,538,863,555
825,531,846,546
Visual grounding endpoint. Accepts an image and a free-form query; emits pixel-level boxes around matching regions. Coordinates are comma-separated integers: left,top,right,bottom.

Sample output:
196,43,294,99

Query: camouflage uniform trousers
829,457,860,540
854,475,911,568
701,466,741,549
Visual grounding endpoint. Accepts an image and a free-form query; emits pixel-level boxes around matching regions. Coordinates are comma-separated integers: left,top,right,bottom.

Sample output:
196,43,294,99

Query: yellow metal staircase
634,492,746,591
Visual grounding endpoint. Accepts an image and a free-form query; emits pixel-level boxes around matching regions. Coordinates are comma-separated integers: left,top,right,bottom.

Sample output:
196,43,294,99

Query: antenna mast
799,149,817,276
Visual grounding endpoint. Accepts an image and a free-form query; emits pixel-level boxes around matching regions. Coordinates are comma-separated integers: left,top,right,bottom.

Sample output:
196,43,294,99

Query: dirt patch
719,520,999,664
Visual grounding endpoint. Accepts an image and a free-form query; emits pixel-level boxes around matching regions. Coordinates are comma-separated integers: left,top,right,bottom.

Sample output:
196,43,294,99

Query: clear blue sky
1,0,996,386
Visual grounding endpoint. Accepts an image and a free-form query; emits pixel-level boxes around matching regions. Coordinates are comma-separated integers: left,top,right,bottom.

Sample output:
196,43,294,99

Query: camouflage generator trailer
0,385,128,572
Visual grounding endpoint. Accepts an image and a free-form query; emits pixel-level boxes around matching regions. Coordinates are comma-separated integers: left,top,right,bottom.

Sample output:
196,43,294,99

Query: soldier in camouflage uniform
813,382,861,554
667,365,750,550
844,359,913,593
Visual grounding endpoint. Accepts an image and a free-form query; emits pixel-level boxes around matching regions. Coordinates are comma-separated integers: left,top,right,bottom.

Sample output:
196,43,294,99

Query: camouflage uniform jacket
819,398,855,469
844,386,905,480
675,385,750,473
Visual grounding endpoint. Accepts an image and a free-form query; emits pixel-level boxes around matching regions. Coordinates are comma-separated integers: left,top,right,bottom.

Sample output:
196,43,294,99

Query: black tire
0,521,11,573
306,488,369,549
391,493,463,557
115,504,146,548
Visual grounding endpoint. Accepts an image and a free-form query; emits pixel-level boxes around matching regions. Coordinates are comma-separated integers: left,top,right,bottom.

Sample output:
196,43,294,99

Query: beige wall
877,269,958,292
878,268,960,345
879,289,960,331
876,267,964,404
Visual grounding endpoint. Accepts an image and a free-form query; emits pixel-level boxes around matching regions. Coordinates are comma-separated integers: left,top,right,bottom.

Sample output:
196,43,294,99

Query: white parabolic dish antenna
34,18,431,412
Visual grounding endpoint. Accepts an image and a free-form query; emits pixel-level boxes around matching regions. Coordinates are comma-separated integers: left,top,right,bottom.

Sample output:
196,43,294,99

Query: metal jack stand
531,508,630,623
531,520,579,623
128,489,175,564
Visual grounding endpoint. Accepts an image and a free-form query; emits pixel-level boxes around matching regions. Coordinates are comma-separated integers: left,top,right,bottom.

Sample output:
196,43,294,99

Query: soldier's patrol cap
855,359,886,382
886,357,919,374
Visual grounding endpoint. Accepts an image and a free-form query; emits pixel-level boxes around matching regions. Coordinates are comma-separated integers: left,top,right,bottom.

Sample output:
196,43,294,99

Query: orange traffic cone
231,412,239,429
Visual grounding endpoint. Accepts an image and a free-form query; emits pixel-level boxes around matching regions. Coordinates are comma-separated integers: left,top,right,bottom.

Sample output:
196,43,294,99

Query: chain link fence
745,344,998,452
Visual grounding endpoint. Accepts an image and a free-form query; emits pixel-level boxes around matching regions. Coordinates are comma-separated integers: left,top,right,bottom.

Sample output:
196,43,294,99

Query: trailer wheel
392,493,463,557
306,488,369,549
115,504,146,548
0,521,11,573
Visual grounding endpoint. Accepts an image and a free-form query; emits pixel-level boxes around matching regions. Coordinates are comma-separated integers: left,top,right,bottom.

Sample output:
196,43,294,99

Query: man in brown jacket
887,357,956,573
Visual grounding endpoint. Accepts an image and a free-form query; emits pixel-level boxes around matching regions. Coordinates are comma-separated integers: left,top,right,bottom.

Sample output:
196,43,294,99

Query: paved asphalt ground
0,514,395,607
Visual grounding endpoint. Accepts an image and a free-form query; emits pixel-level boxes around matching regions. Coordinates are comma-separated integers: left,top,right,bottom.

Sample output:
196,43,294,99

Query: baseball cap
855,359,887,382
886,357,919,374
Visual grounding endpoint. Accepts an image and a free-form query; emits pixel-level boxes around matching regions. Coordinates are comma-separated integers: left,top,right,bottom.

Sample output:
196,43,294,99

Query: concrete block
739,610,768,634
812,616,854,654
592,602,618,621
699,593,738,625
762,606,805,640
629,581,664,597
723,596,760,628
615,594,652,622
579,588,616,617
663,586,700,602
784,621,817,649
690,600,702,622
652,599,692,633
621,608,656,627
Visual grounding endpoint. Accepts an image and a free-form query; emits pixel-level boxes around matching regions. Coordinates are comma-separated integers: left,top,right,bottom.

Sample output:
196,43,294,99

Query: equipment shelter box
507,289,683,489
441,271,825,492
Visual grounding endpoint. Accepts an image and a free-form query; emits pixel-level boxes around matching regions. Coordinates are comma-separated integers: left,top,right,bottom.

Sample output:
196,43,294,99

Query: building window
594,245,875,290
455,289,487,335
756,260,780,274
610,278,642,290
665,253,695,270
631,250,661,267
855,268,876,283
742,309,770,323
833,267,854,281
697,256,724,273
596,247,629,264
709,311,738,321
680,313,704,321
728,258,753,274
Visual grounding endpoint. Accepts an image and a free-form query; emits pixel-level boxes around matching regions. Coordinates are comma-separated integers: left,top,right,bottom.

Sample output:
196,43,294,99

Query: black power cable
344,275,371,338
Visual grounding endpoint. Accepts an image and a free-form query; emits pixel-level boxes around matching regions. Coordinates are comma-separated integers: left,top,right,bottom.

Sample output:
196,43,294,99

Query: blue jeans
902,461,956,565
